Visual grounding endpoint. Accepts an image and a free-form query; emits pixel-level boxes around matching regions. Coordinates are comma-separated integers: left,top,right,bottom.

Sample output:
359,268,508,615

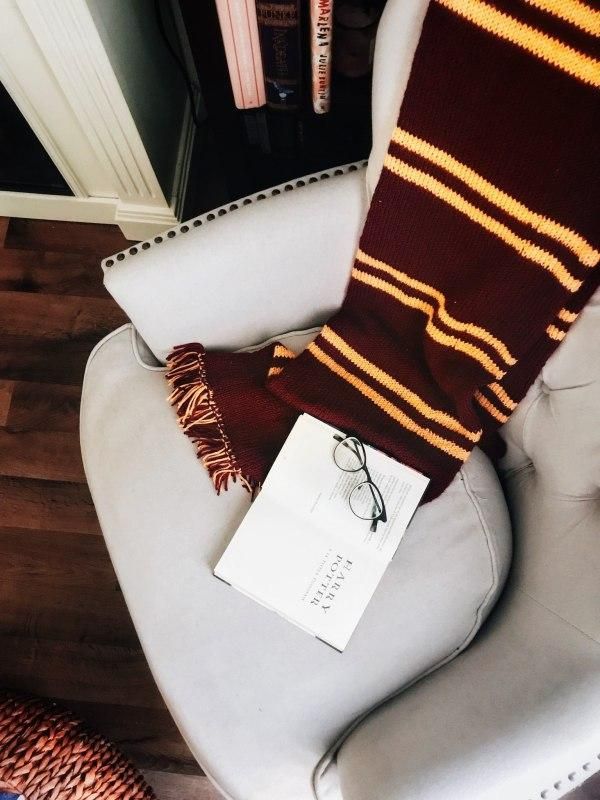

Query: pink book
215,0,266,109
310,0,334,114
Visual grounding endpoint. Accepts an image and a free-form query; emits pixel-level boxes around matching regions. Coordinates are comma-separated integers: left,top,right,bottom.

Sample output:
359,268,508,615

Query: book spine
214,0,266,109
256,1,302,111
310,0,334,114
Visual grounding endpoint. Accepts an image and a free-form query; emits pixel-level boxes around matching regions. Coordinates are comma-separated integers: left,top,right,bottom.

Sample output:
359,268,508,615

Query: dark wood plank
0,476,101,535
0,291,127,341
1,380,80,433
0,247,108,297
0,527,138,647
0,429,85,482
0,334,95,384
143,772,220,800
0,634,164,709
5,218,131,256
565,772,600,800
63,700,202,775
0,217,8,248
0,379,13,425
0,217,200,782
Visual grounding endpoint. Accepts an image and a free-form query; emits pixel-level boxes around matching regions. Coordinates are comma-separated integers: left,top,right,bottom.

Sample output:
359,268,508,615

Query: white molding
0,192,118,224
0,192,179,240
0,0,194,236
16,0,168,206
0,53,87,198
115,203,179,241
0,2,115,198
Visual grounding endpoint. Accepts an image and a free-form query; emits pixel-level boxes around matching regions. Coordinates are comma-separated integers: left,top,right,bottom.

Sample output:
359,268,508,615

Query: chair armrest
338,296,600,799
103,164,367,362
337,590,600,800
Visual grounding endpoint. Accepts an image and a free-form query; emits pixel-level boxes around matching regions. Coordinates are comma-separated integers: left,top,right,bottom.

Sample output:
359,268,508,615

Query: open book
215,414,429,651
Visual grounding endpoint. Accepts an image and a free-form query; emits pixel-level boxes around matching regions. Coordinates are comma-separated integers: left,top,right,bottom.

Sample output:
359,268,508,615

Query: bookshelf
178,0,385,218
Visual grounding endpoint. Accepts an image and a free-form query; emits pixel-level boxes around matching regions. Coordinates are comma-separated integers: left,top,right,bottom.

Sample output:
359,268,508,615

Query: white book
215,414,429,651
310,0,334,114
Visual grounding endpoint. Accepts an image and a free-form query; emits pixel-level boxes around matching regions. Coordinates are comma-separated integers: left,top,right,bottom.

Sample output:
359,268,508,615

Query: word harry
310,554,353,613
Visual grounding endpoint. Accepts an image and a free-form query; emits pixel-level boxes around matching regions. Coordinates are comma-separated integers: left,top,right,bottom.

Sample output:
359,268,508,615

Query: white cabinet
0,0,196,240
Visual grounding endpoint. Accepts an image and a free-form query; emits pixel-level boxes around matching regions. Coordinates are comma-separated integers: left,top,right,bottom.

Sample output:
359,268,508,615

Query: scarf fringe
165,345,258,496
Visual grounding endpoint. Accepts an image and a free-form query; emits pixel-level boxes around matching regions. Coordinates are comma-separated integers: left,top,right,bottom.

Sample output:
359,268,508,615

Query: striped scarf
167,0,599,502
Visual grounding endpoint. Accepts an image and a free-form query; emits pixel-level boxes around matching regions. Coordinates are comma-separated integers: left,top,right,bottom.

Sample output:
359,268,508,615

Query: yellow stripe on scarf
357,248,517,364
487,381,518,410
436,0,600,87
352,268,507,379
474,390,510,422
321,326,482,441
391,128,599,268
308,342,473,461
547,323,567,340
525,0,600,37
384,154,582,292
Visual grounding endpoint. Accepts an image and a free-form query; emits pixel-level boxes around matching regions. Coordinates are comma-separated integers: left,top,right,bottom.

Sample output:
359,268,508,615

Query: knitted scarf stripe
167,0,599,502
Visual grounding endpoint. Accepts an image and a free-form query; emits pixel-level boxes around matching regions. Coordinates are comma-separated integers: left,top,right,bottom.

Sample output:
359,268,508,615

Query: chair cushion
80,324,511,800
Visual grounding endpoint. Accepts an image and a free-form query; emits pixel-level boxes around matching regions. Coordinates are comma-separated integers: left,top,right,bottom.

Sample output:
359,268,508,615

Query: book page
214,415,428,650
262,414,429,562
216,498,386,651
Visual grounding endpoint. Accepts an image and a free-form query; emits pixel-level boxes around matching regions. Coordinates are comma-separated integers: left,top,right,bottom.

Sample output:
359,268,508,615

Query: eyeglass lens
333,436,366,472
349,481,385,521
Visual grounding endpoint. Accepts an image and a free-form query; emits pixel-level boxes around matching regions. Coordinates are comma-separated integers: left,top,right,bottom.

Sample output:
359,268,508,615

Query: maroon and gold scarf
167,0,600,503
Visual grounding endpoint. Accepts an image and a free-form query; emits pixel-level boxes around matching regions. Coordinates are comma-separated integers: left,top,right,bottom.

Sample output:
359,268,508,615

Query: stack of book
177,0,383,214
215,0,383,116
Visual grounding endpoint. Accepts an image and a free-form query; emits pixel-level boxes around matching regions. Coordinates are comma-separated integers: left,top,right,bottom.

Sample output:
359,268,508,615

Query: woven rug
0,693,156,800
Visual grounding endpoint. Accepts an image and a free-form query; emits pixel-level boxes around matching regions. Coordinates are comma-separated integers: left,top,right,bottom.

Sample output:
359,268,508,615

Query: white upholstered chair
80,0,600,797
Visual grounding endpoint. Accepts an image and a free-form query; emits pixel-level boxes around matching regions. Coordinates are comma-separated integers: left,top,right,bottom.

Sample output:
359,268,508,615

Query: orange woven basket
0,693,156,800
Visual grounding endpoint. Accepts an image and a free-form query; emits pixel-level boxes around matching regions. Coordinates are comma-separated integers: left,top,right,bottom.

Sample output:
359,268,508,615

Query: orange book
215,0,266,109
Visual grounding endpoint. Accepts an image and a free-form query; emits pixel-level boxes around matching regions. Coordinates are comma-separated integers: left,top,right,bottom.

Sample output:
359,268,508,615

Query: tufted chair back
500,289,600,642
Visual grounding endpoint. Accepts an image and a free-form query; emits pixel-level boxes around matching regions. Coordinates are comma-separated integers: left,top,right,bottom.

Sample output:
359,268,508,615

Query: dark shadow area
0,83,72,196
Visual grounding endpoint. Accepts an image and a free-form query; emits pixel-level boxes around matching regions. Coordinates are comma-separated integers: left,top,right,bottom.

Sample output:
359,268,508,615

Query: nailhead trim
529,753,600,800
102,160,367,269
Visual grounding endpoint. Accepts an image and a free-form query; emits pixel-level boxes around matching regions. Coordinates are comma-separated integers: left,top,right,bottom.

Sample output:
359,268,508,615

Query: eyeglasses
333,434,388,532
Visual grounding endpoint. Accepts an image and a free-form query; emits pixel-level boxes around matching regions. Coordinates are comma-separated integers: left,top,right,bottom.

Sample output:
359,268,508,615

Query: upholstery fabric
336,289,600,800
80,324,511,800
103,169,367,363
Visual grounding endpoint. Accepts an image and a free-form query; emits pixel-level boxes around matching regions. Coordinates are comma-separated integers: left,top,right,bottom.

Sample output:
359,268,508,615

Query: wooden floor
568,774,600,800
0,217,220,799
1,216,598,800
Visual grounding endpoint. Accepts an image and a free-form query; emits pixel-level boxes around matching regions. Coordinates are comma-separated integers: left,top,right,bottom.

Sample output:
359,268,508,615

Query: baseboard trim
114,203,179,241
0,192,117,224
0,193,178,240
